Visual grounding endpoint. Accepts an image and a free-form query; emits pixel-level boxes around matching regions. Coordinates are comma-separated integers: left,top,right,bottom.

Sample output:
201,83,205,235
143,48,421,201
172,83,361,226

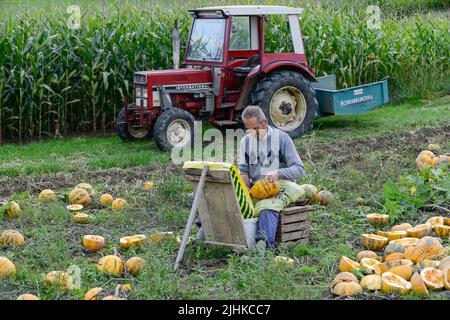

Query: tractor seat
233,54,260,74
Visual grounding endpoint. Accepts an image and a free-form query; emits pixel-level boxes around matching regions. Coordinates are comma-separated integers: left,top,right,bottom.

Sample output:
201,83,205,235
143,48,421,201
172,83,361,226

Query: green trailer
313,75,390,117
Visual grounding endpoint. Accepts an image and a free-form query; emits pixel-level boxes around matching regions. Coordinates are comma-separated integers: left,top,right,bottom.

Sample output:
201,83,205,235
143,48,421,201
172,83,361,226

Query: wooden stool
276,201,314,246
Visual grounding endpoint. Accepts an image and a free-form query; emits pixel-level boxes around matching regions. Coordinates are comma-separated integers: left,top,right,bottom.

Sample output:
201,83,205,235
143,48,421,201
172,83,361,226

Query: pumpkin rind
426,216,445,227
380,272,411,295
332,281,362,296
406,224,432,238
17,294,39,300
82,235,105,251
420,267,444,290
434,224,450,238
376,230,407,241
0,256,16,279
391,223,413,232
361,234,389,251
112,198,128,211
410,272,429,296
5,201,21,218
360,258,381,273
339,256,360,272
99,194,114,206
119,235,146,249
84,287,103,300
68,188,92,206
97,255,124,276
125,257,146,276
356,250,380,261
38,189,56,203
0,230,25,246
360,275,382,291
366,214,389,226
332,272,358,286
45,271,73,292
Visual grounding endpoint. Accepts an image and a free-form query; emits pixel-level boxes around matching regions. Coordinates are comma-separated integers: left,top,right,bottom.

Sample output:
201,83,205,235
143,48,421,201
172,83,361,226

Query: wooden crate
276,202,314,246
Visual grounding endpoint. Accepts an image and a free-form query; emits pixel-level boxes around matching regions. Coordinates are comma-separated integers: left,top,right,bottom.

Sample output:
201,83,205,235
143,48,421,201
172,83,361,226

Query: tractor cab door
222,16,261,105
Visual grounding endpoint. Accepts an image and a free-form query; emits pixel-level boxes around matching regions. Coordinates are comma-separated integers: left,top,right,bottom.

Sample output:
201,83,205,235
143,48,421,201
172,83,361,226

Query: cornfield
0,0,449,143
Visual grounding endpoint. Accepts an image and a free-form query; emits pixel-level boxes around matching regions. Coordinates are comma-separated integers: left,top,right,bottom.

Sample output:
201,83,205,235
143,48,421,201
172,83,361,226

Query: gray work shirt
238,126,306,184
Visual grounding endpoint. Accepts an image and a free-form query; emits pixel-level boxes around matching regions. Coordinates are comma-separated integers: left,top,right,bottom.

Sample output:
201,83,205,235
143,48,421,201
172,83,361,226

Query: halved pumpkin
406,224,432,238
442,265,450,290
391,223,413,232
406,236,443,263
356,250,380,262
332,272,358,286
360,275,381,291
437,256,450,271
67,204,83,212
426,216,445,227
415,260,439,272
73,213,90,223
389,237,419,248
434,224,450,238
384,252,405,263
83,235,105,251
366,214,389,226
389,263,414,280
360,258,381,273
380,272,411,295
332,281,362,296
410,272,429,296
384,243,408,256
339,256,360,272
119,234,146,249
374,259,413,276
361,234,389,251
420,267,444,290
376,230,407,241
445,217,450,226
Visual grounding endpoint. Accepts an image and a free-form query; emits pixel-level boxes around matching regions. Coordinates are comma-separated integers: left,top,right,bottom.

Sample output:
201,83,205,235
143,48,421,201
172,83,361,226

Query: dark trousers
195,209,280,248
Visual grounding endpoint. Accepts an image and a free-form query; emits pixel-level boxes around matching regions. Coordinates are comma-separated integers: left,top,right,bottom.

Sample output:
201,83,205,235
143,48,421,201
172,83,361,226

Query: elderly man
238,105,306,248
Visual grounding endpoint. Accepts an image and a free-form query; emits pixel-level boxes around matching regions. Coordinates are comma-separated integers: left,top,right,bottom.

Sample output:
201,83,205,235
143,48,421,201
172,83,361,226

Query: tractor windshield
187,18,226,62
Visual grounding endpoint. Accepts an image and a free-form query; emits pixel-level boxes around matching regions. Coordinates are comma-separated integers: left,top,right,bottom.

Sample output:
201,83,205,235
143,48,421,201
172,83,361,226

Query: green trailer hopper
312,75,389,117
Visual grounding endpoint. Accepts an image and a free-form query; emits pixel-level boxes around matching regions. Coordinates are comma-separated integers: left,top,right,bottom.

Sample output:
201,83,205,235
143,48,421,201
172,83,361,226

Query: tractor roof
189,5,303,17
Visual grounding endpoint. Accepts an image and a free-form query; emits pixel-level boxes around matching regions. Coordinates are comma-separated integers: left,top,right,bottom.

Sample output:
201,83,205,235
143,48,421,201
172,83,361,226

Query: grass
1,96,449,300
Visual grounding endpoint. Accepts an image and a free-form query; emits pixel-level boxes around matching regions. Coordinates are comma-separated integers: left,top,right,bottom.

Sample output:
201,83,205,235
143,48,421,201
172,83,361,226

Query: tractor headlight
143,88,148,98
134,73,147,84
135,86,148,98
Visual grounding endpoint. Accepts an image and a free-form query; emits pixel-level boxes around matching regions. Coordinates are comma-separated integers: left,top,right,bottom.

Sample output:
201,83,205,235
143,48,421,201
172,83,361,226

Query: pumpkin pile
415,147,450,170
332,214,450,297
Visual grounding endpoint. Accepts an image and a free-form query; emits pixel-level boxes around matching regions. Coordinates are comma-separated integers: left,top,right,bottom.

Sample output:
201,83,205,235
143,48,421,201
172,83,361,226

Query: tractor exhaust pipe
173,19,180,70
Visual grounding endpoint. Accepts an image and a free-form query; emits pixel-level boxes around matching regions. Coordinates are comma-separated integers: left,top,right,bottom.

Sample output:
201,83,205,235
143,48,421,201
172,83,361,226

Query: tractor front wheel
153,108,195,152
251,70,318,138
116,106,153,142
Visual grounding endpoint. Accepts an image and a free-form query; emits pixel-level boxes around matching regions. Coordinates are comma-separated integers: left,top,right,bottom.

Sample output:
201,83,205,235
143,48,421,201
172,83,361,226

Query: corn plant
0,1,448,142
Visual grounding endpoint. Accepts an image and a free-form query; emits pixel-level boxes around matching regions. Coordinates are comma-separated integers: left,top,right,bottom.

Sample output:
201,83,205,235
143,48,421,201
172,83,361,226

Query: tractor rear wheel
116,105,153,142
153,108,195,152
251,70,317,138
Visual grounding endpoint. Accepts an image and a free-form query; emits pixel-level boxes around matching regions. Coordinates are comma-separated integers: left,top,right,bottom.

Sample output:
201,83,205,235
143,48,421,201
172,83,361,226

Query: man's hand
265,170,280,186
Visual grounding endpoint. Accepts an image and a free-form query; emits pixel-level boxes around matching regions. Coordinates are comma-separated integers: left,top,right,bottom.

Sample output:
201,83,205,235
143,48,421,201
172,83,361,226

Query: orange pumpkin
366,214,389,226
420,267,444,290
250,179,281,200
380,272,411,295
361,234,389,251
410,272,429,296
376,230,407,241
406,224,432,238
339,256,360,272
434,224,450,238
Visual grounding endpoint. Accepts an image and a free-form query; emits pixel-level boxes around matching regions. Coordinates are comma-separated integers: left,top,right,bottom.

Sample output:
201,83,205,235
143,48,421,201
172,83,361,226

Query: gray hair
241,105,267,123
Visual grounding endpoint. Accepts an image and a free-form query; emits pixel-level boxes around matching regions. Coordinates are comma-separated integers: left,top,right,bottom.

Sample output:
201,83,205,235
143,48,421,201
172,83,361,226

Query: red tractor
117,5,318,151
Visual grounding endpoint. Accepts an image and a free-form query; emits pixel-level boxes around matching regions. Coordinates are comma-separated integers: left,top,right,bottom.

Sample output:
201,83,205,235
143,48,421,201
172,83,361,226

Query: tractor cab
117,6,318,151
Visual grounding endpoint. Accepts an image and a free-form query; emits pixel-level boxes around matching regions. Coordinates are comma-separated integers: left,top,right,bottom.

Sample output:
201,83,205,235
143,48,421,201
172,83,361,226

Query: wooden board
185,169,230,183
189,172,248,249
276,229,310,242
277,220,310,233
277,205,312,245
